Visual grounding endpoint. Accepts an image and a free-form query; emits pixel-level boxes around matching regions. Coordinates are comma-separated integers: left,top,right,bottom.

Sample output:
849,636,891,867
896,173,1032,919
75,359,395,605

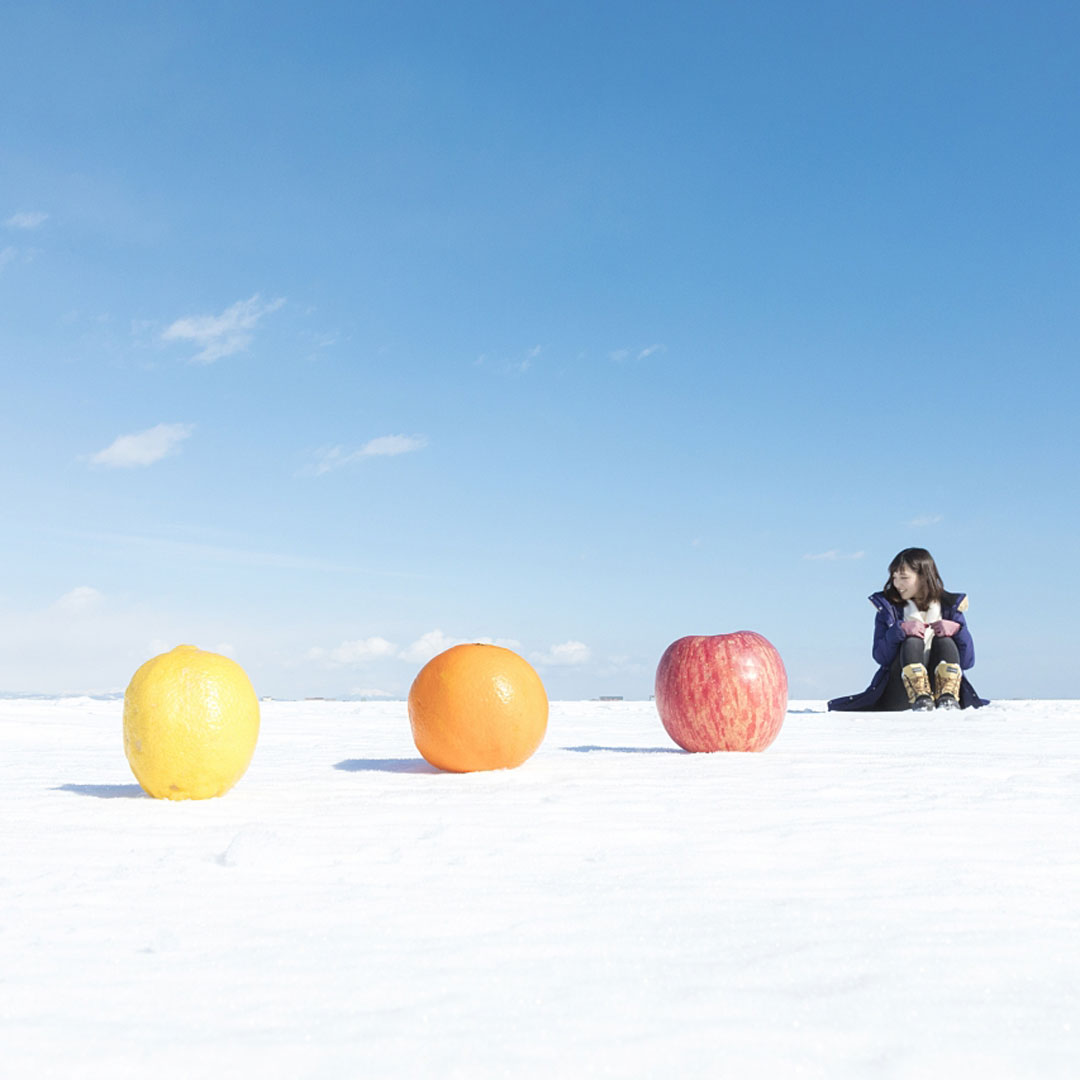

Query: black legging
876,635,962,711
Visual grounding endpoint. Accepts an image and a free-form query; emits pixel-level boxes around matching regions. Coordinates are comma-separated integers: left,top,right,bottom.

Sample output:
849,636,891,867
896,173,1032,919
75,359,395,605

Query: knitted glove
931,619,962,638
899,620,927,638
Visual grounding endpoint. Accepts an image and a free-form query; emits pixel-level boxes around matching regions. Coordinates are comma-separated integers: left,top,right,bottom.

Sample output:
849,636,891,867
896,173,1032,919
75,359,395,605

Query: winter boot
902,663,934,712
934,661,962,711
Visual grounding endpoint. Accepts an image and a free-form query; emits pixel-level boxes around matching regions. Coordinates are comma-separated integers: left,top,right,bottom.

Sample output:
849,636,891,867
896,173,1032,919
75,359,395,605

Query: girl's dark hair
883,548,944,608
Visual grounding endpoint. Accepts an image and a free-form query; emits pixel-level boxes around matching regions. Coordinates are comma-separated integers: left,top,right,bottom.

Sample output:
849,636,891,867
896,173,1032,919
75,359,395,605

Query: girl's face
892,563,921,602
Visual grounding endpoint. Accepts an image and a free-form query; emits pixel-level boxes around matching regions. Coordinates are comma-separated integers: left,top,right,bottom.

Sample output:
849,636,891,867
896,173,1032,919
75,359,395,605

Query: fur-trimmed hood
872,590,969,619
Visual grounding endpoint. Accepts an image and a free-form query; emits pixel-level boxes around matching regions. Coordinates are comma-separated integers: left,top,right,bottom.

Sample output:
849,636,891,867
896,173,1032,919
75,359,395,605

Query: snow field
1,698,1078,1078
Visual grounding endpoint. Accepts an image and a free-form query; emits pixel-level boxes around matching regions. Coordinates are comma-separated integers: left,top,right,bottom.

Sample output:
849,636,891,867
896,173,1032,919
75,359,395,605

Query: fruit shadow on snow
55,783,148,799
334,758,442,775
563,745,685,755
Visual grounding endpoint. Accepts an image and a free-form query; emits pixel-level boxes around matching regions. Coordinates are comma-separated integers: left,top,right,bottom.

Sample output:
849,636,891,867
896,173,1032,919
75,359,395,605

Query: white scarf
903,599,941,663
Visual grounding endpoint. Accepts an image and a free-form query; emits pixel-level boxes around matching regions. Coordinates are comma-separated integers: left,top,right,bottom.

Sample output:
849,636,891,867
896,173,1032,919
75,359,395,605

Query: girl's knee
931,637,961,663
900,638,926,663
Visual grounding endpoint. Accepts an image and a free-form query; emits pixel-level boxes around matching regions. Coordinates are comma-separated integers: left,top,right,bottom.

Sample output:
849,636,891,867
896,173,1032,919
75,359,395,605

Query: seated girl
829,548,988,712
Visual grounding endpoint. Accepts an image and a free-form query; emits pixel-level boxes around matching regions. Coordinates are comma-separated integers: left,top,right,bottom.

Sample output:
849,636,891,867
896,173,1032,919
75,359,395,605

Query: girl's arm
953,613,975,669
872,609,905,667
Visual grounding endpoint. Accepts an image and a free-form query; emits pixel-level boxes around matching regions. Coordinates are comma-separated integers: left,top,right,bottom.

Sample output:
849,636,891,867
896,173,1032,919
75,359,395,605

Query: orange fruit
407,644,548,772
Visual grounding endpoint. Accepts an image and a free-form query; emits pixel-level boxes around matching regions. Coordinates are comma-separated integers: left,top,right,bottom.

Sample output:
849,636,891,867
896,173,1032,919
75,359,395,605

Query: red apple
655,632,787,752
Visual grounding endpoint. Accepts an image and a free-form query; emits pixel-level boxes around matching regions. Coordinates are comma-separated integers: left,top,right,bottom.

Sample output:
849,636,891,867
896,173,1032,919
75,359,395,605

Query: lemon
123,645,260,800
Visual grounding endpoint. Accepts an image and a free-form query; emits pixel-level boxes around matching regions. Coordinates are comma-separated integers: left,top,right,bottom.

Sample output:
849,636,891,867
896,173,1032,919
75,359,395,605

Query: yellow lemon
123,645,260,800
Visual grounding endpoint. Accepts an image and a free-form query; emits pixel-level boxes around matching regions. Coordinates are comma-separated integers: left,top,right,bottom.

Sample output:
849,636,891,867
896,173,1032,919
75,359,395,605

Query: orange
407,644,548,772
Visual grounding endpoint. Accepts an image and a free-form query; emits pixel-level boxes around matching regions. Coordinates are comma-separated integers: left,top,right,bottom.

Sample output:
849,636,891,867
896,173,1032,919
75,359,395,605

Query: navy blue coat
828,590,988,711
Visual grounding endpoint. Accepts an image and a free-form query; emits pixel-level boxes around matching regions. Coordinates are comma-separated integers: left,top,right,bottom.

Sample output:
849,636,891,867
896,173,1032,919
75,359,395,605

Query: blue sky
2,1,1077,699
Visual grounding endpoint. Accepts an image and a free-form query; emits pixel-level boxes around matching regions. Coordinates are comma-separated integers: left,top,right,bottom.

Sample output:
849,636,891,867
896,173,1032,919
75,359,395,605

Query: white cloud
361,434,428,457
317,637,399,666
531,640,592,667
306,434,428,476
90,422,194,468
609,344,667,363
54,586,105,614
162,294,285,364
302,331,341,361
0,246,16,271
802,550,865,562
907,513,944,527
398,630,522,665
309,630,525,670
398,629,465,664
477,346,542,375
5,211,49,229
514,344,542,373
0,594,262,697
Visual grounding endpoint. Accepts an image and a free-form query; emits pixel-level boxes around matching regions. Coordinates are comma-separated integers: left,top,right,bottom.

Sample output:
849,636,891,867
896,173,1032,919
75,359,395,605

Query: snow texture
2,698,1078,1078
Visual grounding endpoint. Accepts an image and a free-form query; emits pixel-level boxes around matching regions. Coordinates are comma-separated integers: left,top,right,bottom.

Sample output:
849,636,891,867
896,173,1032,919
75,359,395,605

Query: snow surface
2,697,1078,1078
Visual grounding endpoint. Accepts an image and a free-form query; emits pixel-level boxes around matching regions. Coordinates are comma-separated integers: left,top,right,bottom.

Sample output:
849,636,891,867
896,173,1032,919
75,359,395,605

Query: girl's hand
931,619,961,638
900,620,926,638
